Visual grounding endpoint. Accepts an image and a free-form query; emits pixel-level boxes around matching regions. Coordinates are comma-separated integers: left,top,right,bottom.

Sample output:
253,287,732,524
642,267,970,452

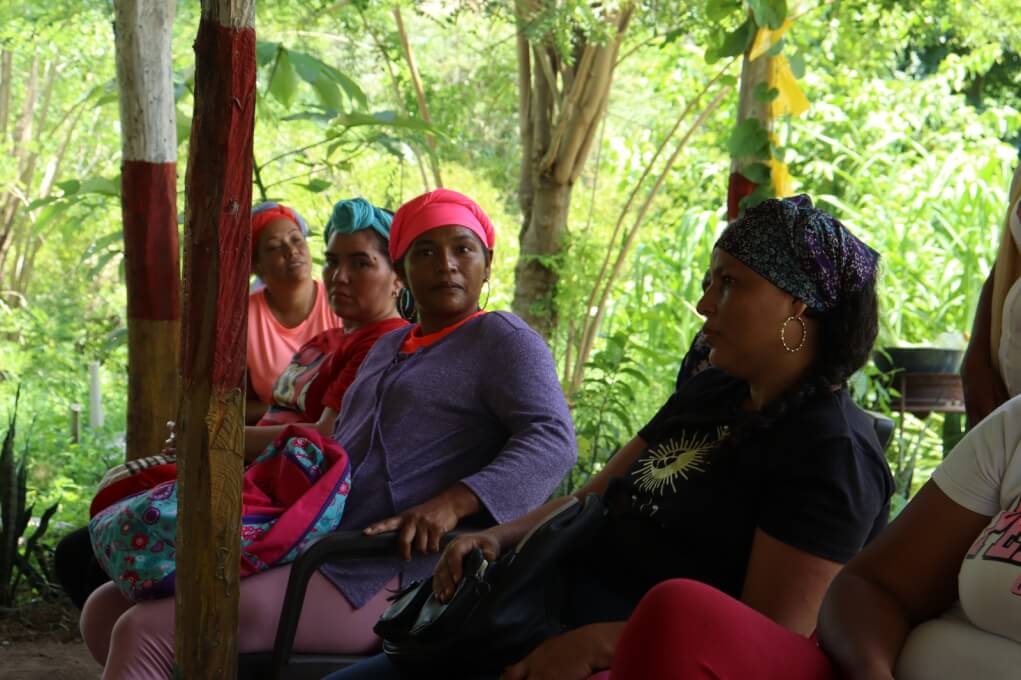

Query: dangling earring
480,280,491,311
398,287,415,321
780,315,806,353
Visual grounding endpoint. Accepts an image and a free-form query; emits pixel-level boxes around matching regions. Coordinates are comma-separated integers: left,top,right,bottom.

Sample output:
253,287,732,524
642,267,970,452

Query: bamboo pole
393,6,443,188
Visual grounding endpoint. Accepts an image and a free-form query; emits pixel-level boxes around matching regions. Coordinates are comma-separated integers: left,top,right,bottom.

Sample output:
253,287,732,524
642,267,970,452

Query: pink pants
609,579,837,680
79,566,396,680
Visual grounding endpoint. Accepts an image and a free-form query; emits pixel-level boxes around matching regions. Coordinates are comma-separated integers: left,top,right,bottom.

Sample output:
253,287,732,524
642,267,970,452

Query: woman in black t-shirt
328,195,894,680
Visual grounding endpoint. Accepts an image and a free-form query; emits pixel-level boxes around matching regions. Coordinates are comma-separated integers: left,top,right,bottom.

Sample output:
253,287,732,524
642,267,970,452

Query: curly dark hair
759,266,881,423
810,275,880,386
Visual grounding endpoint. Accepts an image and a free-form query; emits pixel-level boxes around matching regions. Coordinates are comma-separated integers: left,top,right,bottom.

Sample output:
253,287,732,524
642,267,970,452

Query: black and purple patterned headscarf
715,195,879,313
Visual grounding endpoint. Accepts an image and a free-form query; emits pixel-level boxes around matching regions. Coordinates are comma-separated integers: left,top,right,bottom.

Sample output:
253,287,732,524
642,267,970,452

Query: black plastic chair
238,523,484,680
869,411,895,451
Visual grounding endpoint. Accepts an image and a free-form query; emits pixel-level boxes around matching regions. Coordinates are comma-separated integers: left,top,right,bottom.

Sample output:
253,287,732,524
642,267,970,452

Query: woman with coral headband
197,187,567,669
246,201,342,424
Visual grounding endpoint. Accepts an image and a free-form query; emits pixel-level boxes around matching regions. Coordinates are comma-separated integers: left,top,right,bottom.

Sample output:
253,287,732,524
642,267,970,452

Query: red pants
610,579,838,680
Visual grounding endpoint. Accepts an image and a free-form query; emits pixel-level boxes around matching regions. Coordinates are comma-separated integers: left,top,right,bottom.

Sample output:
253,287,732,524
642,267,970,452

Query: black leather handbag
373,494,606,673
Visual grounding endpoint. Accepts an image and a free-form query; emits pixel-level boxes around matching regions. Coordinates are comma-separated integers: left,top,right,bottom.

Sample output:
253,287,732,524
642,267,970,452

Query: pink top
247,280,342,404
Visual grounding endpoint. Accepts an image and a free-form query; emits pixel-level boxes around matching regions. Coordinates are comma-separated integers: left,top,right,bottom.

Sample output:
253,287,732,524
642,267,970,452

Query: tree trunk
174,0,255,676
113,0,181,463
513,172,571,337
0,55,39,280
0,57,59,292
359,7,431,194
511,3,632,340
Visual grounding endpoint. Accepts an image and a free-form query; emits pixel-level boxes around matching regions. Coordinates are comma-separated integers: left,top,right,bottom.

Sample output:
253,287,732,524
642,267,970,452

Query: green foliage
518,0,624,60
566,333,650,492
259,41,368,112
706,17,756,63
748,0,787,30
727,117,770,158
788,69,1020,347
1,0,1020,554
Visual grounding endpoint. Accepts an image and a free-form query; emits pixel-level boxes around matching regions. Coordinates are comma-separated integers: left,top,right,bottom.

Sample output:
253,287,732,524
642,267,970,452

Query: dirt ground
0,598,99,680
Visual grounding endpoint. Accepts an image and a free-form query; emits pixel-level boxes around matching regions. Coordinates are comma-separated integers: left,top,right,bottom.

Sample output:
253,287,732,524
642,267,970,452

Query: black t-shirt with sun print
577,367,893,613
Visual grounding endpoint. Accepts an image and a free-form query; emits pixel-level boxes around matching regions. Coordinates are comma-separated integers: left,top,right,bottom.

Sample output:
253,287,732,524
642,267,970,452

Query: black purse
373,493,606,673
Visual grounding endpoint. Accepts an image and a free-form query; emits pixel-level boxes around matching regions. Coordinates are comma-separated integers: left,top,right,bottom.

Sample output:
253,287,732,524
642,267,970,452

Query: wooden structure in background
174,0,255,676
113,0,181,460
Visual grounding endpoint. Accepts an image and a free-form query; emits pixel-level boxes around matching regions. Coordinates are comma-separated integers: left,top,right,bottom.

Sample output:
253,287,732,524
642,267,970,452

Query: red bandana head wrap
251,202,304,243
388,188,496,262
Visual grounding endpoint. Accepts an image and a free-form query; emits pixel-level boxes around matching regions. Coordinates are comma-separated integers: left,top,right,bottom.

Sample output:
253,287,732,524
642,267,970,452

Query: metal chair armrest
270,519,488,679
270,531,398,678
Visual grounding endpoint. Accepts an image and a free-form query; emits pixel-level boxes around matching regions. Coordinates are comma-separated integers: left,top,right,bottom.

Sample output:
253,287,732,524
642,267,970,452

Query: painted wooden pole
174,0,255,676
727,17,804,219
113,0,181,461
727,49,773,220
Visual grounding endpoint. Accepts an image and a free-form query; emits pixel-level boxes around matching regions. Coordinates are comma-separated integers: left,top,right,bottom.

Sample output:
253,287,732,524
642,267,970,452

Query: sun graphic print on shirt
633,426,729,495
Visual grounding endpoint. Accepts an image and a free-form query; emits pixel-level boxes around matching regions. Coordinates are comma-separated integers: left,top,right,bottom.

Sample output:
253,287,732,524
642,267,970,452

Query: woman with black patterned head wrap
329,196,895,680
612,195,1021,680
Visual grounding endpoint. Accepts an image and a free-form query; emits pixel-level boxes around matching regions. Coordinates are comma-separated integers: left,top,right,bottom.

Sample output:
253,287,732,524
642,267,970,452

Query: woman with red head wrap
247,201,342,423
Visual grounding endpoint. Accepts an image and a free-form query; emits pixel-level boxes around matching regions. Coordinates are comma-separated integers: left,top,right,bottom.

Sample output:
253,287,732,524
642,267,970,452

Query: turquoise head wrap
324,198,393,245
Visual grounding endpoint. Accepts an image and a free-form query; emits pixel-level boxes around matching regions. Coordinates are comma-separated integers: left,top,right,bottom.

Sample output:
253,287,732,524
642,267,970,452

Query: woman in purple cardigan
79,189,577,680
324,188,579,609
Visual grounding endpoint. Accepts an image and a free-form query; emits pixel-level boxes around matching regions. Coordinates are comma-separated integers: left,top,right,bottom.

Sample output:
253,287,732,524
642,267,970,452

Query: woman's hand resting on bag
431,532,502,602
363,482,481,562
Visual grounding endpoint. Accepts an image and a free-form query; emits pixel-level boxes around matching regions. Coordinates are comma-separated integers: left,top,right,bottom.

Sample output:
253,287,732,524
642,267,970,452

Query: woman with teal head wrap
243,197,408,458
326,198,417,319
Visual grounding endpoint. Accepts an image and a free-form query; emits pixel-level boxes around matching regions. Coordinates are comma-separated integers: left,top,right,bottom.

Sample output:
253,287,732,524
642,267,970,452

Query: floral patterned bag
88,426,351,602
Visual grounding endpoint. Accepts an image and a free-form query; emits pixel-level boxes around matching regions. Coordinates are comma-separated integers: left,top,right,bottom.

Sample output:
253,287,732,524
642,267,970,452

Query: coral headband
252,204,300,242
388,189,495,262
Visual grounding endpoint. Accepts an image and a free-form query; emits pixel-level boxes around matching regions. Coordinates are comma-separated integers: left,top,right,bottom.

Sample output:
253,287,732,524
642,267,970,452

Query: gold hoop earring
480,280,491,311
780,315,806,353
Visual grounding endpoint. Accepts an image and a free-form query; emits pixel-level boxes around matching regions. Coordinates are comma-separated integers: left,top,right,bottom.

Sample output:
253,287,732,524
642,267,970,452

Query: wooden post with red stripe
174,0,255,676
114,0,180,461
727,14,807,219
727,49,773,220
